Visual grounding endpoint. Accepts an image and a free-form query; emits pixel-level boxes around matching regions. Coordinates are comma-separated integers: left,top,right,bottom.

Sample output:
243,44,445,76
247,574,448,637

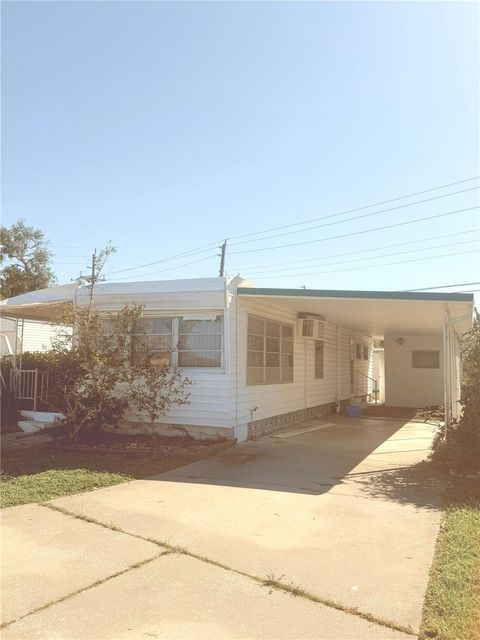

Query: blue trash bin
346,405,362,417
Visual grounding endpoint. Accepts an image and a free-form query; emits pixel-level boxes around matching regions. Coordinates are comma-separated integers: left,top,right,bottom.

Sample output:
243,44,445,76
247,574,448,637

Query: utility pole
87,249,97,312
218,240,227,277
91,249,97,287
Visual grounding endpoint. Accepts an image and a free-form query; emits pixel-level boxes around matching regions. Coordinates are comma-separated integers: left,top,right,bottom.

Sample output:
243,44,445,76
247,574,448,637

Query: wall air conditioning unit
297,313,326,340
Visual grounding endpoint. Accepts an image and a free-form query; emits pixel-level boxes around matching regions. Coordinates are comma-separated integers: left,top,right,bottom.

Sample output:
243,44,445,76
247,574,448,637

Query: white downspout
303,342,307,409
336,325,341,413
443,307,451,431
443,305,471,434
13,318,18,371
18,318,25,371
235,289,239,440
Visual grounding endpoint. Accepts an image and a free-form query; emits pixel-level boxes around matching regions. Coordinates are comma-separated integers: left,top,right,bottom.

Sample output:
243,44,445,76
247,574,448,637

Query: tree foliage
127,357,191,441
31,303,192,441
431,313,480,472
44,305,135,439
0,220,56,298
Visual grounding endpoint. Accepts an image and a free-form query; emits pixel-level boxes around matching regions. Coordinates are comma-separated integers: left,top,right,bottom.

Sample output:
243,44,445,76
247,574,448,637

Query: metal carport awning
237,287,475,428
0,283,78,322
236,287,474,337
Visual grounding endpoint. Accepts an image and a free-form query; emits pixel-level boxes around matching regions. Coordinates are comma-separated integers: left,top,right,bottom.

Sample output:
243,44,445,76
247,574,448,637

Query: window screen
131,316,224,367
412,350,440,369
178,316,223,367
132,318,173,365
315,340,324,379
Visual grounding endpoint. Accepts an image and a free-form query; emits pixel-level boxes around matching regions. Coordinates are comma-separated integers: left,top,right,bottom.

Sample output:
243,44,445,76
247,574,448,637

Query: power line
405,282,480,292
228,186,480,247
228,229,476,273
250,249,479,280
240,239,478,276
229,205,480,255
104,254,219,281
104,240,222,277
226,176,480,242
50,244,94,249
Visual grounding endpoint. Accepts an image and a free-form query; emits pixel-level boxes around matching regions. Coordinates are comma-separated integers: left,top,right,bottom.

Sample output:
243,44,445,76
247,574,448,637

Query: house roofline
237,287,474,303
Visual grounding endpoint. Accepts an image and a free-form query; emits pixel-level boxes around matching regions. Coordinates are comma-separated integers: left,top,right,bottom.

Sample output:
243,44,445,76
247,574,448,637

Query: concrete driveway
1,416,444,639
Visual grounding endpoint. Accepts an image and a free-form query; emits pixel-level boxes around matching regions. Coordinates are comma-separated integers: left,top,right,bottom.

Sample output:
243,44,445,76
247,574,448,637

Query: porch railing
9,369,49,411
355,370,379,406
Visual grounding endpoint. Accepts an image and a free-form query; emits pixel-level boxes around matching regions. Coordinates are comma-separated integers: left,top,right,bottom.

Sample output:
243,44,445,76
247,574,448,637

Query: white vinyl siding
385,335,443,407
236,296,374,434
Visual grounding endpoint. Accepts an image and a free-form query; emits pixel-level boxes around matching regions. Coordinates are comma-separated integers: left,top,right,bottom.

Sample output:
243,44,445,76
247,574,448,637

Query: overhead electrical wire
238,238,479,277
103,240,222,277
225,176,480,242
99,176,479,278
249,249,479,280
227,186,480,247
227,229,476,273
104,254,218,282
405,282,480,291
229,205,480,255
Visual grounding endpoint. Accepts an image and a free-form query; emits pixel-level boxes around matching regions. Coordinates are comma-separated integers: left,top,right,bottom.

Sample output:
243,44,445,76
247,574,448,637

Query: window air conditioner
297,318,325,340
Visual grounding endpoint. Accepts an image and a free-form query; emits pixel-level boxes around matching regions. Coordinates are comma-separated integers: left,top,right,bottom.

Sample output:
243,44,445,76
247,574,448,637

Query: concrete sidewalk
1,416,443,639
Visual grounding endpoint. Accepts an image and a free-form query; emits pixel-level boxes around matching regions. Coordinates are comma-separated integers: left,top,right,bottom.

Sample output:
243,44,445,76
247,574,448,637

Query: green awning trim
237,288,474,302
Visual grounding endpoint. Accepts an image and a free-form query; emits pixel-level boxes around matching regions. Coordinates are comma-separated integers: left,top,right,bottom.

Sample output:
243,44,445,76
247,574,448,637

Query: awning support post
443,308,451,435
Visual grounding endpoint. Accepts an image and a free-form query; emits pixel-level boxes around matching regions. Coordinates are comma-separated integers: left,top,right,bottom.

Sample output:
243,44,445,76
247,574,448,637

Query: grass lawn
419,481,480,640
1,435,231,508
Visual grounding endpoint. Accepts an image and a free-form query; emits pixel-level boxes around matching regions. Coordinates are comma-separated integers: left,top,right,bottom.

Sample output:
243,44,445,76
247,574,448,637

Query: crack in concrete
21,501,418,637
1,551,169,629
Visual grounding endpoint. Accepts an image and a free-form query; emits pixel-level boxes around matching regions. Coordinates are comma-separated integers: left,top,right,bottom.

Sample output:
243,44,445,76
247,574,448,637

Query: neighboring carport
237,287,474,425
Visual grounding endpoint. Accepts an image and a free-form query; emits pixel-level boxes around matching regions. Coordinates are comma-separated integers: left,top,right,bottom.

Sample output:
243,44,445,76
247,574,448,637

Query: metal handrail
355,369,379,406
9,369,49,411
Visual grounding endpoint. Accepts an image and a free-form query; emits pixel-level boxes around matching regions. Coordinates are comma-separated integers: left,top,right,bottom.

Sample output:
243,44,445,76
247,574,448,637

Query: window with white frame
247,315,294,385
315,340,324,379
178,316,223,367
362,344,369,361
131,315,224,368
356,343,362,360
412,350,440,369
132,318,173,366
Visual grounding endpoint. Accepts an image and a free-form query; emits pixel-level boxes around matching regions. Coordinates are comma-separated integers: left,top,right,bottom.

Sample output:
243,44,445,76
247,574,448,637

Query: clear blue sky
2,1,479,297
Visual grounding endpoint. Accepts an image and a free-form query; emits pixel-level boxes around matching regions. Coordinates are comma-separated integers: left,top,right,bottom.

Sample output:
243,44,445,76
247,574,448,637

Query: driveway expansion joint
0,551,168,630
38,501,417,637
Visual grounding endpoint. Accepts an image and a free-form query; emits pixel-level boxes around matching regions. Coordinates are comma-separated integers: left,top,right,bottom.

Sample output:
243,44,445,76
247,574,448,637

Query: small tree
0,220,56,298
47,304,142,440
127,356,192,444
17,241,193,443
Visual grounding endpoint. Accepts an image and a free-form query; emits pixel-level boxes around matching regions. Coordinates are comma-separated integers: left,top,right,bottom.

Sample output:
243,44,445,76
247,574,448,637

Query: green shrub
431,314,480,472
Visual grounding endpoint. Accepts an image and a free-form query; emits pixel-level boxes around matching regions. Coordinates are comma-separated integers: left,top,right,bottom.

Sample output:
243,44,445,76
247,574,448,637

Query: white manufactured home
0,316,66,357
0,277,473,440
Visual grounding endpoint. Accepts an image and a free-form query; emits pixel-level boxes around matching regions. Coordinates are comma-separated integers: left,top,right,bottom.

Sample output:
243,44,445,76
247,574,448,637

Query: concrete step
20,411,64,423
18,411,64,433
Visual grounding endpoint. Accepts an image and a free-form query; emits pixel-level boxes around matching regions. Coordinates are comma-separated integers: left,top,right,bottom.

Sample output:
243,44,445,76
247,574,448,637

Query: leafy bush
0,374,19,433
38,303,191,442
431,314,480,472
127,358,191,443
45,305,140,440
